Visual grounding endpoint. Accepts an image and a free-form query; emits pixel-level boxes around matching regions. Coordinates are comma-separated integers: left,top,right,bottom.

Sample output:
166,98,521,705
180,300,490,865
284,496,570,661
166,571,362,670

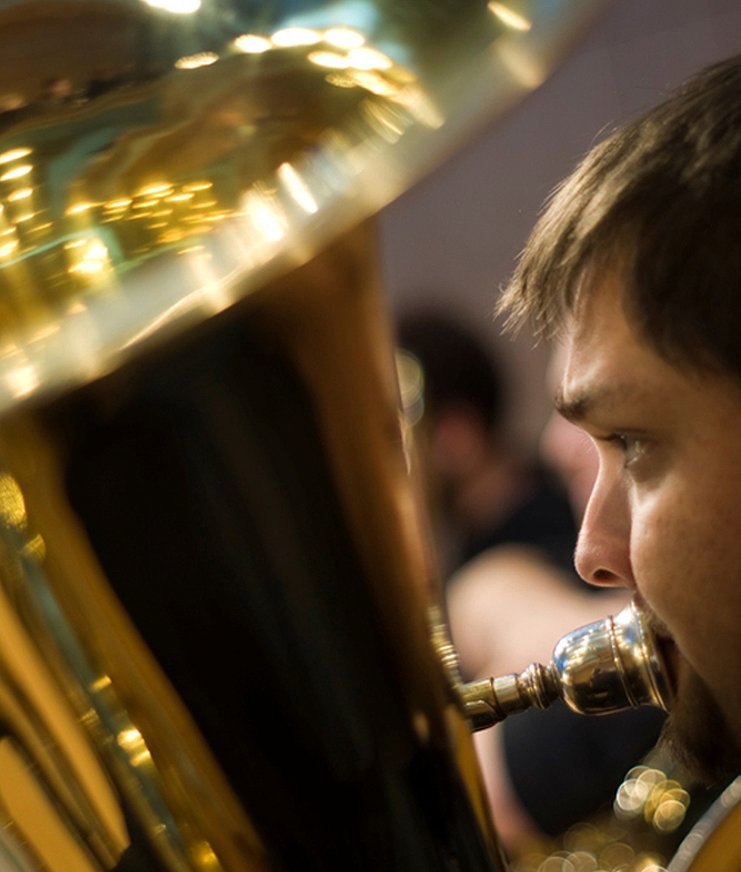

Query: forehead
557,279,741,429
558,281,683,419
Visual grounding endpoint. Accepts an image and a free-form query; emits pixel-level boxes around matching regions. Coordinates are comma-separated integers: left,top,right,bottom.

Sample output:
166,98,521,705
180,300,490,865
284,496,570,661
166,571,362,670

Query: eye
605,432,647,468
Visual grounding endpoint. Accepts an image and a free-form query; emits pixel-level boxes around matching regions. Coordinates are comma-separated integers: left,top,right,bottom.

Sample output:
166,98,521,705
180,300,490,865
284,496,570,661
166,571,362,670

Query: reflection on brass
0,442,266,871
0,224,513,870
459,600,672,731
0,473,129,871
0,0,613,870
0,0,609,416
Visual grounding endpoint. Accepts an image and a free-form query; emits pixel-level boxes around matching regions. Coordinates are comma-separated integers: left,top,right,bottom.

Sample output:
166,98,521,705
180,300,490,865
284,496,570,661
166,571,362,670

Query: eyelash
603,432,646,467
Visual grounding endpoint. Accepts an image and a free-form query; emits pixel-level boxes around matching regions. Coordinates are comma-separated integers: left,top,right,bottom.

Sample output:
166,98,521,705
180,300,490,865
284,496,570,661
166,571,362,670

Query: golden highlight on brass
0,1,614,870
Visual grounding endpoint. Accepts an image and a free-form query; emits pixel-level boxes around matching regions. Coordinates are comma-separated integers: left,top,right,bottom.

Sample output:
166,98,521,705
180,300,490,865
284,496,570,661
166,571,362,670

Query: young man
496,53,741,786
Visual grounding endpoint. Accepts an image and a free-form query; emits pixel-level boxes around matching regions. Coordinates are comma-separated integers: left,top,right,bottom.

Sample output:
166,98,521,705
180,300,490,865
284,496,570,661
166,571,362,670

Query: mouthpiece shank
460,599,672,731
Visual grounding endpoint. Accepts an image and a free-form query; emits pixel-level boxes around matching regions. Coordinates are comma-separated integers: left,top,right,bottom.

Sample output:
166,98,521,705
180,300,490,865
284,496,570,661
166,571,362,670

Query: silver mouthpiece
461,599,673,731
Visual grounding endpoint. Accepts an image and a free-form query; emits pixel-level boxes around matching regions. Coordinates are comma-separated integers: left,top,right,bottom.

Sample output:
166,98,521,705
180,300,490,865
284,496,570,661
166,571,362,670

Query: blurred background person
396,307,577,581
395,311,666,855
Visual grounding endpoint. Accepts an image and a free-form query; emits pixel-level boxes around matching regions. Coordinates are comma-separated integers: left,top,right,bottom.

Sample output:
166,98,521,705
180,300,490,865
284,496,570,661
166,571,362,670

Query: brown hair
497,54,741,377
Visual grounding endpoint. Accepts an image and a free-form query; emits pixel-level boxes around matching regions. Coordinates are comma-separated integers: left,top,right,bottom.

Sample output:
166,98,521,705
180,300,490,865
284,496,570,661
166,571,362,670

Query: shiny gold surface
0,393,267,869
0,223,510,870
0,0,607,416
0,1,613,869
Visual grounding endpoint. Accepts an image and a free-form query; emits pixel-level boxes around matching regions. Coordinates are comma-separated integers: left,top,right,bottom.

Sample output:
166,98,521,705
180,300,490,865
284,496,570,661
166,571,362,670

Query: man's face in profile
556,276,741,783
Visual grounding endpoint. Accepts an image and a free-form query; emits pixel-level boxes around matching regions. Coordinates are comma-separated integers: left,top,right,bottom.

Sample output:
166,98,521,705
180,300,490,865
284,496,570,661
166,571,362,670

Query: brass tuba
0,2,698,870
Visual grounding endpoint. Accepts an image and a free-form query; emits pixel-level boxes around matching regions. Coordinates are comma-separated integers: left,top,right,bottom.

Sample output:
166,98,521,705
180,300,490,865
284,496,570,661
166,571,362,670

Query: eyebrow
553,388,589,423
553,382,650,423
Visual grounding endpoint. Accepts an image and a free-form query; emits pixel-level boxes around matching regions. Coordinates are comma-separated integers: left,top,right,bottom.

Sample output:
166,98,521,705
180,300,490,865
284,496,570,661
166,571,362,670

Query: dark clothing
458,465,578,579
503,702,666,836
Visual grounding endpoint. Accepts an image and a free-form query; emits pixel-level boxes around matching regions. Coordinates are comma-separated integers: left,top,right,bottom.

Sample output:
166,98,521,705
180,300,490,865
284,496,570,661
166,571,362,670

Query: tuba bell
0,1,706,871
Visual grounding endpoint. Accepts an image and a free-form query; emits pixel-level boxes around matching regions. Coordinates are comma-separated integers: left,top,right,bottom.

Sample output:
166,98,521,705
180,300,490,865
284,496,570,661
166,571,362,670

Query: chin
658,665,741,788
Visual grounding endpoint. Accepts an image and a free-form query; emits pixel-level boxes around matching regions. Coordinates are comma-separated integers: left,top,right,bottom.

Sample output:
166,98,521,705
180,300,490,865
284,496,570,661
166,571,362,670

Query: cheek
631,496,698,633
631,479,741,688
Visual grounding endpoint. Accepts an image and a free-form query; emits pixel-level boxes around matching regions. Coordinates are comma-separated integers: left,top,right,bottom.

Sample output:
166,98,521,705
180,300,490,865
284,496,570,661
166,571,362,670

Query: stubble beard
658,663,741,788
642,605,741,787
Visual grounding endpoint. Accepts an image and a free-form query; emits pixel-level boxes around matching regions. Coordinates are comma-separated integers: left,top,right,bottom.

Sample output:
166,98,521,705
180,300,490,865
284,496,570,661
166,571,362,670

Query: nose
539,412,598,520
574,468,635,589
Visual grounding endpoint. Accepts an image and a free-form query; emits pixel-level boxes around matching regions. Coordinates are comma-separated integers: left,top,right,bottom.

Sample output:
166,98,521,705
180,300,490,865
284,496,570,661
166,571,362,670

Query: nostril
574,494,634,589
591,567,621,585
